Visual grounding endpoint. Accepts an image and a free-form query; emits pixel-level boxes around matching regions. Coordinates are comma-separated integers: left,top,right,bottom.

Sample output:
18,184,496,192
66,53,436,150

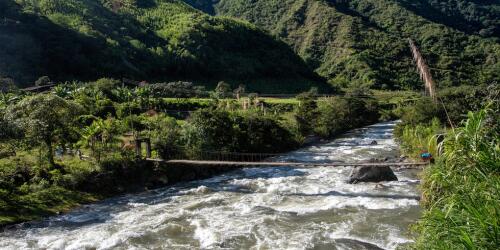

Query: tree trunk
45,138,55,169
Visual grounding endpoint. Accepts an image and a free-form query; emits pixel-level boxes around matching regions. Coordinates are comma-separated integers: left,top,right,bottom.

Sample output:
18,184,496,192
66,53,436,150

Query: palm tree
134,86,152,109
111,87,133,103
53,85,69,98
78,120,102,161
78,118,117,162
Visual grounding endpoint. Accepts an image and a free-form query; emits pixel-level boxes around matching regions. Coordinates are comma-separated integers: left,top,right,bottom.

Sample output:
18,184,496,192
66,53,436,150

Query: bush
35,76,51,86
182,109,236,153
294,90,318,136
143,114,181,159
233,112,298,153
314,96,379,138
92,78,121,97
399,97,443,126
211,81,232,99
0,77,17,92
159,98,213,112
182,109,299,155
438,85,498,126
399,85,499,127
150,81,207,98
395,118,443,159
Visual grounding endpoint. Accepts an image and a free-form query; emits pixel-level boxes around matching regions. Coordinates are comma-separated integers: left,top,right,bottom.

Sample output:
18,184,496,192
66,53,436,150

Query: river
0,121,421,249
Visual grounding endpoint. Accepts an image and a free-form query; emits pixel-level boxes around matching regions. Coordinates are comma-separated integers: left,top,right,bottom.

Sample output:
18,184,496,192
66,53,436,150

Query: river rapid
0,121,421,250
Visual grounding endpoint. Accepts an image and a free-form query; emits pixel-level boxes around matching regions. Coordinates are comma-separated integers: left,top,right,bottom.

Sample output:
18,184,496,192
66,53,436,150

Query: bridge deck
152,159,428,168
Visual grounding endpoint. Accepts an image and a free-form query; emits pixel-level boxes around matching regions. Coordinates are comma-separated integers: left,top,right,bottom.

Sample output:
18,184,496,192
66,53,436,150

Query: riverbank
395,106,499,249
0,133,364,228
1,159,245,228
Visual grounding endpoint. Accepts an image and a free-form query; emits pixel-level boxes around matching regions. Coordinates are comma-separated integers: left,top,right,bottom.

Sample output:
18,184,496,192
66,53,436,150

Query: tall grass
397,118,443,159
409,39,436,101
413,107,500,249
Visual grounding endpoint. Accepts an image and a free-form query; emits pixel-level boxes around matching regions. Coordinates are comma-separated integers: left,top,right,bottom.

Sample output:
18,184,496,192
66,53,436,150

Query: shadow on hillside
396,0,493,37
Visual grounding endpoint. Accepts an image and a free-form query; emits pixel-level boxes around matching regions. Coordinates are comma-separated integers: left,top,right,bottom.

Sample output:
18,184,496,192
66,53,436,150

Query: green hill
185,0,500,90
0,0,327,92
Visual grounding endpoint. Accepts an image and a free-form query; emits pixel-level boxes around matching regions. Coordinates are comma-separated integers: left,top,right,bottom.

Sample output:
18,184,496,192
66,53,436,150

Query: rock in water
348,166,398,184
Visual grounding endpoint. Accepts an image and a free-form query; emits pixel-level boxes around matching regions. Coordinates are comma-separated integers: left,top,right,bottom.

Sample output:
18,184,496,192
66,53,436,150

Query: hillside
186,0,500,90
0,0,326,92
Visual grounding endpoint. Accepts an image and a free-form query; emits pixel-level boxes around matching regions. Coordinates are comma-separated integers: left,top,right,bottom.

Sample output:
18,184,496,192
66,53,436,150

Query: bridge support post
145,138,152,158
134,139,142,157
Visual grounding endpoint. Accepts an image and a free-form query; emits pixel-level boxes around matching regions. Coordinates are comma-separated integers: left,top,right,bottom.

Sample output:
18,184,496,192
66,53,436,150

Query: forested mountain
186,0,500,90
0,0,325,92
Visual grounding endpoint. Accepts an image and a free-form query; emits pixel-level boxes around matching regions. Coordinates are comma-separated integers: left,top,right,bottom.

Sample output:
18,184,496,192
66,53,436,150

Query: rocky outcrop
348,166,398,184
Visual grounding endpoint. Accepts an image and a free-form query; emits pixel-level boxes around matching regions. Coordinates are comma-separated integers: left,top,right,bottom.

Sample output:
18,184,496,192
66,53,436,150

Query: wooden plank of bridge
154,159,429,168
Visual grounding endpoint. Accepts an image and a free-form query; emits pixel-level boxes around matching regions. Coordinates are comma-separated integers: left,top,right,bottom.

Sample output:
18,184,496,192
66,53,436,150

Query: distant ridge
186,0,500,90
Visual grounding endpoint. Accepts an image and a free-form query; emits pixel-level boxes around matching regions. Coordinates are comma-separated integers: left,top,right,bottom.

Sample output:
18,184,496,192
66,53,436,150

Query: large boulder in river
348,166,398,184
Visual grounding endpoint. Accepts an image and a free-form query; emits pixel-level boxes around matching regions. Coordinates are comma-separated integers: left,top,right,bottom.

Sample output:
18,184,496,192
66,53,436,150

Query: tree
78,117,117,162
212,81,231,99
0,77,16,92
92,78,121,99
4,94,82,169
295,89,318,136
0,110,22,158
234,113,297,153
182,109,235,153
150,81,206,98
134,86,153,109
233,84,246,100
400,97,443,126
35,76,51,86
143,114,180,159
314,97,350,137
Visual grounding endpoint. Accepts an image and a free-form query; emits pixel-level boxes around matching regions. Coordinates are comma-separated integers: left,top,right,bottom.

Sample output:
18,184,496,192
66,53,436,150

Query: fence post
145,139,152,158
134,139,142,158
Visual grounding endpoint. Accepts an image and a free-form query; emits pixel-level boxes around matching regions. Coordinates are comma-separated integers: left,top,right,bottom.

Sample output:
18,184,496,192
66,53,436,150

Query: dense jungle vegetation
186,0,500,90
0,0,326,92
0,79,381,225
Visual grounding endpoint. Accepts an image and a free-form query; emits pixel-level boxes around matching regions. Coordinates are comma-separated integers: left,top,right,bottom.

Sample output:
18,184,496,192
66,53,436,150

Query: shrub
314,96,379,138
181,109,299,155
212,81,232,99
294,90,318,136
35,76,51,86
232,112,298,153
400,97,443,126
150,81,207,98
92,78,121,97
143,114,181,159
182,109,235,153
399,85,498,127
396,118,443,159
0,77,17,92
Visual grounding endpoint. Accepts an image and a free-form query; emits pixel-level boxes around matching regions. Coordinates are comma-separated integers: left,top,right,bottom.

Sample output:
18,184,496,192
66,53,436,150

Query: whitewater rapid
0,121,421,249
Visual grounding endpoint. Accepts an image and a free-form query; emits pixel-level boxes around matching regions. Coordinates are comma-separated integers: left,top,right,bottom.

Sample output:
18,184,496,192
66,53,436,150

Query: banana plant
77,117,117,162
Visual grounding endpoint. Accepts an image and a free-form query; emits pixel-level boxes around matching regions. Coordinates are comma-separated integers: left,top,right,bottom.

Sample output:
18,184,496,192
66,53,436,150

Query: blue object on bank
421,152,432,159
